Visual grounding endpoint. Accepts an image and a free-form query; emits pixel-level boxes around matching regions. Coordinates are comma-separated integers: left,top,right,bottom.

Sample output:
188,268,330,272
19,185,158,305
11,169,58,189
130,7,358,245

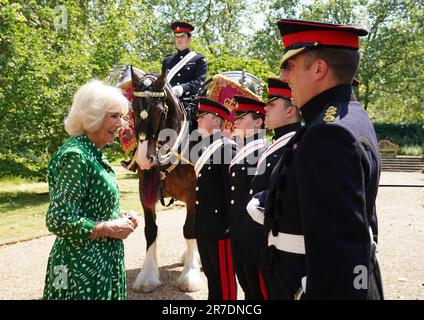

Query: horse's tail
140,167,160,208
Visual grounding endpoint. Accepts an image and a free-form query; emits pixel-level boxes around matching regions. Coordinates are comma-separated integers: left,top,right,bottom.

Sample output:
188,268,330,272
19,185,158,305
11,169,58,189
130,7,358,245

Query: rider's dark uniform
161,49,208,101
162,21,208,126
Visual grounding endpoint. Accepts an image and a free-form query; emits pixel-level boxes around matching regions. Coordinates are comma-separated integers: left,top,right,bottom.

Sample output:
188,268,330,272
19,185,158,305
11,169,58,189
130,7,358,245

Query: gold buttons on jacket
230,200,234,204
249,189,253,195
232,172,235,177
196,201,199,205
231,186,235,191
195,186,199,191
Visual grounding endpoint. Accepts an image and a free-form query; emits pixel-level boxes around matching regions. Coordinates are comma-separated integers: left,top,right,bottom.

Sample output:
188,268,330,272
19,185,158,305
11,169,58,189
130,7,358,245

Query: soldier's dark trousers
197,238,237,300
231,239,268,300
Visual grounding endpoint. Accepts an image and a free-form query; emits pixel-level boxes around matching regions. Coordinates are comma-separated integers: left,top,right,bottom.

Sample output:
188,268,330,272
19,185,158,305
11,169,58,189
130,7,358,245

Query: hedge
372,122,424,147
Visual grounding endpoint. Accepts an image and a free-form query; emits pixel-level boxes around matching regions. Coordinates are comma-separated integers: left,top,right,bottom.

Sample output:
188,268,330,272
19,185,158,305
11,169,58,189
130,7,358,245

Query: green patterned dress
43,135,126,300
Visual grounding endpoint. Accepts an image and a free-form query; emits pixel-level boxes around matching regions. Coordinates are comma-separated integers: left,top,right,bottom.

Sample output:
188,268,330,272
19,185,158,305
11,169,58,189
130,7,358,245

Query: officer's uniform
162,21,208,118
262,19,384,300
228,96,269,300
162,49,207,98
194,98,238,300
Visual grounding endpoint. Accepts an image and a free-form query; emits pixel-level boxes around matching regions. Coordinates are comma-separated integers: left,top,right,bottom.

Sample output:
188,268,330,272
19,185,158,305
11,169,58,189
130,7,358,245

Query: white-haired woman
43,80,139,300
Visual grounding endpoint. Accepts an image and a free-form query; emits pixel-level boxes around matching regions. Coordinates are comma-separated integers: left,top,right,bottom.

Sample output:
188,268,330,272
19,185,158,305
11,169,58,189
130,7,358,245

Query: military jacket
162,48,208,97
194,132,237,239
242,123,301,265
263,85,383,300
228,134,268,239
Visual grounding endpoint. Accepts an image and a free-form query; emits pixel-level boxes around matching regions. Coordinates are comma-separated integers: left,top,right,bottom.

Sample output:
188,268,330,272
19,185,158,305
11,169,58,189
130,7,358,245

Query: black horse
130,69,202,293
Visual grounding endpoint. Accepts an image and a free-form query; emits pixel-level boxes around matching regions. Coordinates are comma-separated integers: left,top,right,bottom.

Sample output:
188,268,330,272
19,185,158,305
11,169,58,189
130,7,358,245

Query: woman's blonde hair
64,80,129,136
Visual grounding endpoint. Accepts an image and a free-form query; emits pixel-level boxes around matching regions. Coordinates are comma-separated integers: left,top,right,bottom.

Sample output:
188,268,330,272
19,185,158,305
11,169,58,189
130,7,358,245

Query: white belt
268,232,305,255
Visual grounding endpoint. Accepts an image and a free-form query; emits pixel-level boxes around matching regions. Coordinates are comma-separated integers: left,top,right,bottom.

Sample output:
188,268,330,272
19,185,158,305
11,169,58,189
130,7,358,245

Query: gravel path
0,172,423,300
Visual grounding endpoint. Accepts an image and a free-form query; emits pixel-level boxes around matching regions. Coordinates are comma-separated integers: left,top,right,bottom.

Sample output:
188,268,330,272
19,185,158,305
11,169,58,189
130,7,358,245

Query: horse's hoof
177,269,203,292
133,271,161,293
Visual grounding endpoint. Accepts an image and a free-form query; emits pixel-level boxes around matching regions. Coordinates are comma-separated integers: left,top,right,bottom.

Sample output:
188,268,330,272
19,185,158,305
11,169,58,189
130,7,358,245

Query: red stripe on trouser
218,240,229,300
258,272,268,300
225,239,237,300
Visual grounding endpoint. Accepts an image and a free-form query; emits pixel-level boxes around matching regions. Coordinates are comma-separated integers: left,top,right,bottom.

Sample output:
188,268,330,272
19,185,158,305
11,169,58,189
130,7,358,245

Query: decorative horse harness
132,76,192,205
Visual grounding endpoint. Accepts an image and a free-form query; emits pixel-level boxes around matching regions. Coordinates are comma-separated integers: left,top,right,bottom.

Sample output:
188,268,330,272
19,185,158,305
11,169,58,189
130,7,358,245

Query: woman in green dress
43,80,139,300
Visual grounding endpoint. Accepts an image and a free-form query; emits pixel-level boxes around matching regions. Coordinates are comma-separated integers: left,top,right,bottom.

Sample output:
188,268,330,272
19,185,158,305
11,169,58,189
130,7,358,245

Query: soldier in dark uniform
228,96,268,300
262,19,384,300
121,21,208,172
243,78,301,299
162,21,208,127
194,97,238,300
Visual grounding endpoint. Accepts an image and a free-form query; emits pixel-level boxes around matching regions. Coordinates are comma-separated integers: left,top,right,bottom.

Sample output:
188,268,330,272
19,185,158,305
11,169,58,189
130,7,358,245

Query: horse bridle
132,75,190,170
133,88,168,144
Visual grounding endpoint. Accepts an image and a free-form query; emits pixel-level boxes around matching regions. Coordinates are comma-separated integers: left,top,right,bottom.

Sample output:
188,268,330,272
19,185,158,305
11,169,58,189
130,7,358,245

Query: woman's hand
121,210,140,230
90,211,140,240
90,218,134,240
103,218,136,239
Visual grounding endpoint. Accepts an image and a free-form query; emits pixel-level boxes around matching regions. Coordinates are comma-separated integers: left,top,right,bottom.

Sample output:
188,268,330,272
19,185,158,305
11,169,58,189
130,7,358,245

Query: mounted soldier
162,21,208,129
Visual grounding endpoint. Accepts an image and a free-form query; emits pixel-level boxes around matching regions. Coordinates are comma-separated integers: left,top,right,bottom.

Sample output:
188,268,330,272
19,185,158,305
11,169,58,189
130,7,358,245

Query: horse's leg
179,203,200,266
133,204,161,293
177,201,203,292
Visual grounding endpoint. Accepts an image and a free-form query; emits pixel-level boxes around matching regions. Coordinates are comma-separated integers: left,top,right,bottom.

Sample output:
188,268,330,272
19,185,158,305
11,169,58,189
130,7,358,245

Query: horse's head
131,68,171,170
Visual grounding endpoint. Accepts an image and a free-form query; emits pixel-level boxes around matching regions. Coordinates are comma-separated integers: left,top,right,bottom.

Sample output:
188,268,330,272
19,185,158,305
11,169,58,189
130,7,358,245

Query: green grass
0,166,184,245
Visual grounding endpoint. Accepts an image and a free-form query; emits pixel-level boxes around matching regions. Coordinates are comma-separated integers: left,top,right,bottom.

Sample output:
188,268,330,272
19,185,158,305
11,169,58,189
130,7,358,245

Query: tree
248,0,424,122
0,0,154,178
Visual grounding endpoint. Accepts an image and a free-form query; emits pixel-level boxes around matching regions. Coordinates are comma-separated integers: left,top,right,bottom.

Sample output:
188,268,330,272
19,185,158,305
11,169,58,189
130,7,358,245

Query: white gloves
246,197,265,225
172,85,184,97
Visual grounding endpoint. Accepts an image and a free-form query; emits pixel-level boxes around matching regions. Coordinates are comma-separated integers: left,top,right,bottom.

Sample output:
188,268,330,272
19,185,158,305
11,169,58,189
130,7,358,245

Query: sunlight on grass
0,166,185,245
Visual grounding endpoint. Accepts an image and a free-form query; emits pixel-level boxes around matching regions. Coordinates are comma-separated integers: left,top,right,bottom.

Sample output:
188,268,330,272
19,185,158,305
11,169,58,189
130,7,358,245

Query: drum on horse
129,68,202,293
